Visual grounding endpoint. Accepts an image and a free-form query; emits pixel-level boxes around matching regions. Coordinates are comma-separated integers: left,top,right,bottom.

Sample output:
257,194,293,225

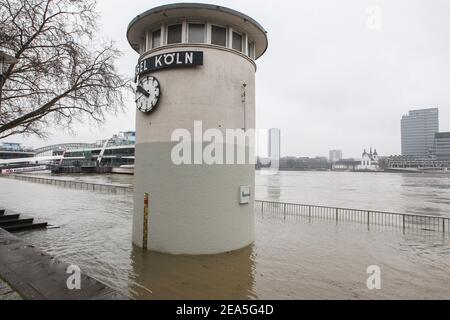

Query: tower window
248,41,255,59
152,29,161,48
188,23,206,43
232,32,243,52
211,25,227,47
167,24,182,44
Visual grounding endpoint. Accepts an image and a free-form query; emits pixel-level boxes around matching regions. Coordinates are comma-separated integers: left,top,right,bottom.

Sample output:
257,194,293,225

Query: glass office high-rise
401,108,439,159
435,132,450,161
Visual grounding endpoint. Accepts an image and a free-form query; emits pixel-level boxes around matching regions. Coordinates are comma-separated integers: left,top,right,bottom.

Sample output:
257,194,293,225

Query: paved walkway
0,228,128,300
0,278,22,300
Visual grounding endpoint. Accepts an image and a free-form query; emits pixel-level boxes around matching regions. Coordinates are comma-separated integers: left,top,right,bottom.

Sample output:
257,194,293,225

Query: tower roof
127,3,268,59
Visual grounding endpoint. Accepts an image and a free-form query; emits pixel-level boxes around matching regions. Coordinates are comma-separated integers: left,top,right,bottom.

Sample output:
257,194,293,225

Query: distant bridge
34,143,96,156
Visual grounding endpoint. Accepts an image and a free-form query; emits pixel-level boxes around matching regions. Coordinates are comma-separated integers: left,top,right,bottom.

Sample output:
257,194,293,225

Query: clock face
135,76,160,113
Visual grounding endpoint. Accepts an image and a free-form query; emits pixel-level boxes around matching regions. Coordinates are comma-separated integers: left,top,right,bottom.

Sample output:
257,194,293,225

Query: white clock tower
127,3,268,255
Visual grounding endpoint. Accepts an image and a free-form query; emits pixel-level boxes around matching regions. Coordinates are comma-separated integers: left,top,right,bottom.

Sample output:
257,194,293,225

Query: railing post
143,193,149,250
403,215,406,234
367,211,370,231
261,201,264,218
284,203,287,220
443,218,446,234
336,208,339,225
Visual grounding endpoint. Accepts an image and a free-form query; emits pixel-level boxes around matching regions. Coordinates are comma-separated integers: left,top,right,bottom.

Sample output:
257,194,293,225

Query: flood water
1,171,450,299
256,171,450,217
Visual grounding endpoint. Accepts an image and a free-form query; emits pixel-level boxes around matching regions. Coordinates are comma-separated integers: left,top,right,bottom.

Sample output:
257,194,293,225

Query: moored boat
111,165,134,175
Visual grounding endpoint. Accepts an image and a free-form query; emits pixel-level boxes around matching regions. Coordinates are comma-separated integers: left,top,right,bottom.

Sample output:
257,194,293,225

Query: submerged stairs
0,209,47,232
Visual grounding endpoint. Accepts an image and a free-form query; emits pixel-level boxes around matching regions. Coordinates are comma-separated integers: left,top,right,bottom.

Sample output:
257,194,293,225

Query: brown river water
0,171,450,299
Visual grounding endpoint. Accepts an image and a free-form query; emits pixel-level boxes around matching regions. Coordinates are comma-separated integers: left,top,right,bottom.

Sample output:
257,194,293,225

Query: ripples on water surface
0,171,450,299
256,171,450,217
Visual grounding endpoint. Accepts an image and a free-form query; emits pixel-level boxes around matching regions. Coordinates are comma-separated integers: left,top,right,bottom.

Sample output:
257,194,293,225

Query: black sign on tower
136,51,204,79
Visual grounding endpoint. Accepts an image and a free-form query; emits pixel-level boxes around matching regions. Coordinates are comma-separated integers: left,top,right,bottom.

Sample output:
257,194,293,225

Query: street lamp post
0,51,19,111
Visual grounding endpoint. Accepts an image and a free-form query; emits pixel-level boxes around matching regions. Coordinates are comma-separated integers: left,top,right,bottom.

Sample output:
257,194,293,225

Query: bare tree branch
0,0,131,139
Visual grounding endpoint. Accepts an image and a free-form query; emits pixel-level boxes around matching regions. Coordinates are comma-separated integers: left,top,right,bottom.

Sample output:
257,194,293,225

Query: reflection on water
129,245,255,300
266,174,281,201
31,171,450,217
1,171,450,299
256,171,450,217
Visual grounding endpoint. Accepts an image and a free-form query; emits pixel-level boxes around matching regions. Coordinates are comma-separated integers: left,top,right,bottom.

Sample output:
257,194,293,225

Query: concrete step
3,222,48,233
0,229,129,300
0,214,20,221
0,218,34,227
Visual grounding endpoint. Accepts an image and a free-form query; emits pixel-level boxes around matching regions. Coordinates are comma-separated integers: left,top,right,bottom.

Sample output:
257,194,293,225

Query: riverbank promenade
0,278,21,300
0,228,128,300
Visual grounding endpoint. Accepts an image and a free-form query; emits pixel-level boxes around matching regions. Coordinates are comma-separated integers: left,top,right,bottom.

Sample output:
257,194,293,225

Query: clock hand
136,85,150,98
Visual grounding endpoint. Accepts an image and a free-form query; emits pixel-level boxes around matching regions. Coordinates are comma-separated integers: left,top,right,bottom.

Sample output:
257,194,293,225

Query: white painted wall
133,45,257,255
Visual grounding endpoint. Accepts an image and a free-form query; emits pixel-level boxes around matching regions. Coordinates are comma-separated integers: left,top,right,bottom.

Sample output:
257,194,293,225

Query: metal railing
4,175,450,235
8,174,133,194
255,200,450,235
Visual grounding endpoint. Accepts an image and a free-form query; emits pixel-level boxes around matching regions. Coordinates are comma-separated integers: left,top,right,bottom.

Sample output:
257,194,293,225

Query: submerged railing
4,175,450,235
255,200,450,235
8,174,133,194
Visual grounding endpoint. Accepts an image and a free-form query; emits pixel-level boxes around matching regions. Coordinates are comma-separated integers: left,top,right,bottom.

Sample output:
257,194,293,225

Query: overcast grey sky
7,0,450,158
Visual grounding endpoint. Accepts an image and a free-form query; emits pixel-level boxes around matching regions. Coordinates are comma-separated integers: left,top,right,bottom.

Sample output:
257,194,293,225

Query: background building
96,131,135,147
331,148,380,171
401,108,439,159
332,159,360,171
0,142,34,160
329,150,343,163
52,131,136,168
359,148,379,171
435,132,450,161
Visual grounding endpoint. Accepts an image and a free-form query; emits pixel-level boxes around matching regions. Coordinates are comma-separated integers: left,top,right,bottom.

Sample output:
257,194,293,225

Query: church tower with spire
360,147,380,171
